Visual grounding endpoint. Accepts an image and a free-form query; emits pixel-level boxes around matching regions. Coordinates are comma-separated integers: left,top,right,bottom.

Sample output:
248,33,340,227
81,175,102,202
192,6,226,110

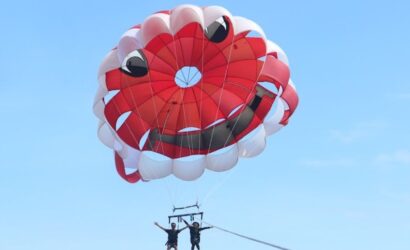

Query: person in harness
154,222,187,250
183,219,213,250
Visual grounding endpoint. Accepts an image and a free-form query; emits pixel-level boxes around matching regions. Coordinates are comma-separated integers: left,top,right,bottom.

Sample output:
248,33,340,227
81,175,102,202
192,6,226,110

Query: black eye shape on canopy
120,49,149,77
205,16,230,43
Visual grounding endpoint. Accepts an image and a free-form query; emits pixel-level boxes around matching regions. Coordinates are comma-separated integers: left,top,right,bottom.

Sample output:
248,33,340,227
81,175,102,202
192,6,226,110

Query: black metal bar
168,212,204,223
172,203,200,213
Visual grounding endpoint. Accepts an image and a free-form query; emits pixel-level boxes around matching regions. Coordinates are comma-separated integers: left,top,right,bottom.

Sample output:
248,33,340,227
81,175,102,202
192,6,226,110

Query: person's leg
192,239,200,250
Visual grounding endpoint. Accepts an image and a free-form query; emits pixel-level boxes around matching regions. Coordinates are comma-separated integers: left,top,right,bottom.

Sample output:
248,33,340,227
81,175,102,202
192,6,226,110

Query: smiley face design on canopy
93,5,298,183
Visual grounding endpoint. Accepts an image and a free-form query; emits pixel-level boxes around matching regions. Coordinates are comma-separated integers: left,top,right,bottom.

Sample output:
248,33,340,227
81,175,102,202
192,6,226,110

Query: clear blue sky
1,1,409,250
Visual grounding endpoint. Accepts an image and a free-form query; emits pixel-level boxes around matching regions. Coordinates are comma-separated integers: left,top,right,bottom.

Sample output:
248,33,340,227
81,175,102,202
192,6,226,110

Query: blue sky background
1,0,409,250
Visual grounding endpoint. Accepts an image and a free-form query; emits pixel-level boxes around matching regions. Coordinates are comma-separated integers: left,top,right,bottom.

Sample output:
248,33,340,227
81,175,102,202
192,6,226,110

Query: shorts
167,242,177,248
191,238,200,244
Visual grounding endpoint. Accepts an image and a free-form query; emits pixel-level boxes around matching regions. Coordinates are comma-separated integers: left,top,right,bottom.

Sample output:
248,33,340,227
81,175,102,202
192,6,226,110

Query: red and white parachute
93,4,298,183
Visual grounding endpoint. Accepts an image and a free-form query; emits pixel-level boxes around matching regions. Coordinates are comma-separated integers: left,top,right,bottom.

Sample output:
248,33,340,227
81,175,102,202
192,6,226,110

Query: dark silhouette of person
183,219,212,250
155,222,187,250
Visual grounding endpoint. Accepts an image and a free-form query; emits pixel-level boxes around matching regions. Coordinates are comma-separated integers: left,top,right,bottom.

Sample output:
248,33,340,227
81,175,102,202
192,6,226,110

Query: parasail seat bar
168,212,204,224
172,202,200,213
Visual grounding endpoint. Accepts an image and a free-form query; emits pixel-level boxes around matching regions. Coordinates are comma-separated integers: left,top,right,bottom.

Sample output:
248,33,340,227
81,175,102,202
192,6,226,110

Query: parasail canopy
93,4,298,183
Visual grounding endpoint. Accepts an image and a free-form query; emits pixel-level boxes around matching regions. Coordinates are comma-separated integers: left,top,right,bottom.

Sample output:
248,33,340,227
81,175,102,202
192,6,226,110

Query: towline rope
202,221,291,250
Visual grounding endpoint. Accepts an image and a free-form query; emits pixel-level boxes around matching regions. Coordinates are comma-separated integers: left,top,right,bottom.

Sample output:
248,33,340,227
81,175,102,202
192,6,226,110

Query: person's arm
154,222,166,231
182,219,191,227
199,226,212,231
179,226,188,232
